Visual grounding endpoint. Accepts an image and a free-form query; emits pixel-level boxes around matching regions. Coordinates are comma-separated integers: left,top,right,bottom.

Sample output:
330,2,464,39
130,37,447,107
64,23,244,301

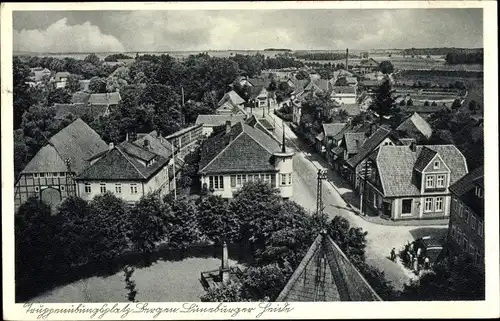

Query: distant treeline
104,53,133,62
402,47,483,57
264,48,292,52
445,52,483,65
294,52,347,61
400,69,483,78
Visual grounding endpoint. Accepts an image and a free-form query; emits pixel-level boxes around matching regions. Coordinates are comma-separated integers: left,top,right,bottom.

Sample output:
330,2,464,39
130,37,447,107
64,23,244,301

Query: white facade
200,151,294,199
77,161,171,204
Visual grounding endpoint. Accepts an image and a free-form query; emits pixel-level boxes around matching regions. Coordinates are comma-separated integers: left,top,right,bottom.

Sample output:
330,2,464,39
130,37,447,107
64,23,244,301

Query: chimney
410,141,417,152
143,139,149,150
356,139,361,150
346,48,349,70
125,132,129,142
109,142,114,150
225,120,232,134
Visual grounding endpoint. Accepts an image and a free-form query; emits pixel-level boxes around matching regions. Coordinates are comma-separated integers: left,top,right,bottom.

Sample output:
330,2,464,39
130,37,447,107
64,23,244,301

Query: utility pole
316,169,328,221
171,141,177,200
359,159,369,216
181,87,185,107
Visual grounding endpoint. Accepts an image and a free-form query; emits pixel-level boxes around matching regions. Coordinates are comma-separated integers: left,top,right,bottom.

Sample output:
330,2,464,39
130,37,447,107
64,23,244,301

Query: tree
240,264,290,301
88,76,107,93
369,79,396,120
84,53,101,66
196,195,240,244
130,193,171,264
399,99,406,106
88,192,132,268
14,129,29,179
431,101,438,107
379,61,395,74
47,88,72,106
164,198,202,249
200,281,247,302
407,98,414,106
451,99,462,110
15,198,65,301
67,74,83,92
295,70,309,80
424,101,430,106
401,254,485,300
13,57,35,129
56,196,94,266
327,216,367,264
468,100,479,114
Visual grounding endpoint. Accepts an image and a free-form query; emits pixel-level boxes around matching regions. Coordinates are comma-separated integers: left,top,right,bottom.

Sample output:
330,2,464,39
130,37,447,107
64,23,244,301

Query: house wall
390,195,450,220
447,196,484,265
77,180,146,203
201,126,214,137
331,93,357,104
200,172,278,198
14,172,77,212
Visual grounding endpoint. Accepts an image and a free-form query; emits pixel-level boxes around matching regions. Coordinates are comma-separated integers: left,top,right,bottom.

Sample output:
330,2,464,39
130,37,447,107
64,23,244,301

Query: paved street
265,110,448,290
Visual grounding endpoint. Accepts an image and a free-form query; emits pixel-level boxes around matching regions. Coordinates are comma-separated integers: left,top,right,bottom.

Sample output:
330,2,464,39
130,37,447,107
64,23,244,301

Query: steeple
282,120,286,153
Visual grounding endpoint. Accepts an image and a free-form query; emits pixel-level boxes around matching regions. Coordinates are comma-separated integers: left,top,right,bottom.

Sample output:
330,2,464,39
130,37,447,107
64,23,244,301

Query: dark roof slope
276,233,381,302
77,144,168,181
346,127,391,167
449,166,484,199
47,118,108,175
119,141,156,162
198,122,281,174
54,103,107,120
414,146,437,172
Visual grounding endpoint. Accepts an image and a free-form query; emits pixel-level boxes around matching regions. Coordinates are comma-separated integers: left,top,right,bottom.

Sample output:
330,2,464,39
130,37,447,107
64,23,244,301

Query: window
469,244,476,255
34,186,40,192
425,175,435,188
464,208,470,223
450,225,456,239
115,184,122,194
476,251,482,264
456,228,462,244
288,173,292,185
242,175,247,184
478,221,483,237
211,176,224,190
435,197,443,212
424,197,433,212
230,175,236,187
39,173,45,178
433,161,440,169
46,173,52,178
475,186,483,198
463,236,468,251
471,215,476,230
100,183,107,193
130,184,138,194
436,175,445,188
402,199,412,214
281,174,287,185
59,172,66,177
53,172,58,177
457,203,463,217
236,175,242,186
84,183,91,193
60,185,65,191
33,173,39,178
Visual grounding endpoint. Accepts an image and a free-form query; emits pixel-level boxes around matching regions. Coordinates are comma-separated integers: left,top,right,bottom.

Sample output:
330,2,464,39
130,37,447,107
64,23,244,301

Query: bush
274,109,293,122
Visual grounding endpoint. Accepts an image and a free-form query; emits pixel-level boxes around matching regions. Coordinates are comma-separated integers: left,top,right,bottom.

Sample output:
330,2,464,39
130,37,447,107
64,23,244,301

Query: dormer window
475,186,483,198
433,161,440,169
425,175,435,188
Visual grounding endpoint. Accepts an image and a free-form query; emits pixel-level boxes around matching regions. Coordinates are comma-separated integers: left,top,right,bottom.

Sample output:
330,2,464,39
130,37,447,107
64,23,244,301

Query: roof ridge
116,146,147,179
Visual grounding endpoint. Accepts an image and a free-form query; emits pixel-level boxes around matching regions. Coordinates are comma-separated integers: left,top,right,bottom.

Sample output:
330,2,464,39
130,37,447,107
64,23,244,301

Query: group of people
393,242,432,274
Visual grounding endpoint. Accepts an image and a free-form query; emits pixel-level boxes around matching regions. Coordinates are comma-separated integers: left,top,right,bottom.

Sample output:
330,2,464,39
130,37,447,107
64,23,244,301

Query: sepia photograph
1,1,499,319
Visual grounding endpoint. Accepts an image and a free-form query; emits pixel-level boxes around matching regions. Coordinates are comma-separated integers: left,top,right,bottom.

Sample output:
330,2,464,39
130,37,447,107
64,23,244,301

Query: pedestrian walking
424,257,430,270
417,247,422,257
390,248,396,261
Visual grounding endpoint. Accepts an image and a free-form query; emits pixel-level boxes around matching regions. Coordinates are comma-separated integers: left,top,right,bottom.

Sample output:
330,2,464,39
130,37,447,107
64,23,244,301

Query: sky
13,9,483,53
